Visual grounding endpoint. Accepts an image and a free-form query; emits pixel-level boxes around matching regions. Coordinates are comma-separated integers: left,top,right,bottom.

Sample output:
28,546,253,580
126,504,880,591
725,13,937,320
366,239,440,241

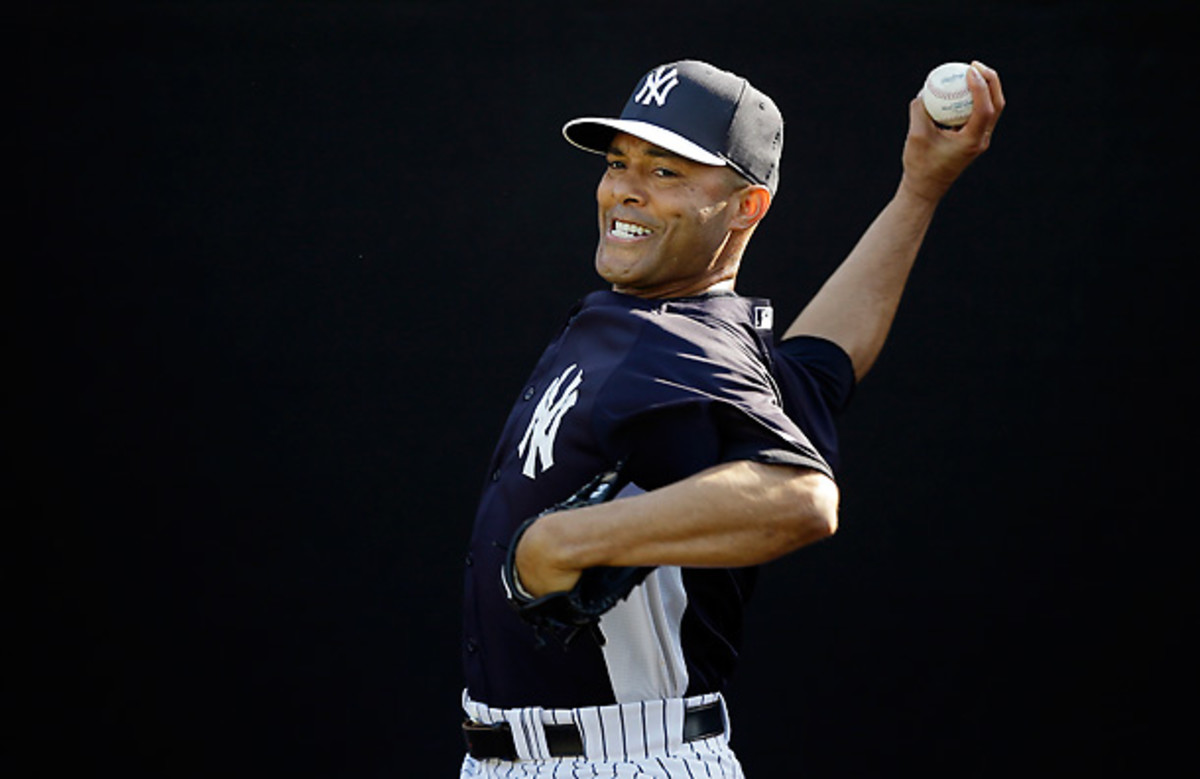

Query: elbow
784,469,840,547
728,461,841,561
808,471,841,539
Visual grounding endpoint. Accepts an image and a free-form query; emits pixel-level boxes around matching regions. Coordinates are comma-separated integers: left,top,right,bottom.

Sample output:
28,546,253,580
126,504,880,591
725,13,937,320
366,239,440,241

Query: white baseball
921,62,977,127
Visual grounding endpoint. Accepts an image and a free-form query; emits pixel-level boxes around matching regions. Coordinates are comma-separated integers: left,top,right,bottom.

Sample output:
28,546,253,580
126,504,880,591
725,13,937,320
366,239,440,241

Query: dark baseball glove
500,463,654,647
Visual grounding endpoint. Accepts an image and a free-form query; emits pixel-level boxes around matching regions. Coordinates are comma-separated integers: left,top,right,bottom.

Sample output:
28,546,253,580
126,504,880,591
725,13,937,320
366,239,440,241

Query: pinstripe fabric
460,691,745,778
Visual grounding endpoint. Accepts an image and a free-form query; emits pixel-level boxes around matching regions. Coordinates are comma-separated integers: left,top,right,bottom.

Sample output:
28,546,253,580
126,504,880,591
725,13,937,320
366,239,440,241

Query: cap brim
562,117,728,167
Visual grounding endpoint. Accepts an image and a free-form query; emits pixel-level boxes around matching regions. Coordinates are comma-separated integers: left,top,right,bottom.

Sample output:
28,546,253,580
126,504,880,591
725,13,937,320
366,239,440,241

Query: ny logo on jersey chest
517,364,583,479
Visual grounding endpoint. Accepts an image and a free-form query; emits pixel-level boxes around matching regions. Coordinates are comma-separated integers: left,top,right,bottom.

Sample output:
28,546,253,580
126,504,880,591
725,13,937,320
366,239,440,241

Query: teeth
611,220,651,238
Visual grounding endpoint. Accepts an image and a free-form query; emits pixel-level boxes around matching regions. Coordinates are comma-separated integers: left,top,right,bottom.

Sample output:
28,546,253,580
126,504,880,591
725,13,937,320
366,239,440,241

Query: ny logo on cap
634,66,680,107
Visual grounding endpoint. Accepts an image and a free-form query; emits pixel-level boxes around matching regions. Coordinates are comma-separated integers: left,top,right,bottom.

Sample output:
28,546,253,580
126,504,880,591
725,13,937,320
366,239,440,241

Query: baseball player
460,59,1004,777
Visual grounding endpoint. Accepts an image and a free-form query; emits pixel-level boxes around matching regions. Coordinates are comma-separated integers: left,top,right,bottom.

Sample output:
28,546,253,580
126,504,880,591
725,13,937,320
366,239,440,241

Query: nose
607,170,648,206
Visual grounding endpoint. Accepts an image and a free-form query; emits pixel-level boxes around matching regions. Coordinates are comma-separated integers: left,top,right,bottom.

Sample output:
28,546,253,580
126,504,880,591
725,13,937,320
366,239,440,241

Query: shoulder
567,291,764,370
629,292,772,359
563,291,779,403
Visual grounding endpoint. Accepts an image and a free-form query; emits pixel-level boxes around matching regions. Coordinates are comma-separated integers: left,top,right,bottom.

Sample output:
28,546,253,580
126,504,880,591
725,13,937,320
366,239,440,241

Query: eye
653,167,679,178
606,159,626,170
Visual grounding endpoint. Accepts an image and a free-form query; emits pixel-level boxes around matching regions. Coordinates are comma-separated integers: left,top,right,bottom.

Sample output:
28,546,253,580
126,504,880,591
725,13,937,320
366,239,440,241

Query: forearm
785,61,1004,381
516,460,839,596
783,183,938,379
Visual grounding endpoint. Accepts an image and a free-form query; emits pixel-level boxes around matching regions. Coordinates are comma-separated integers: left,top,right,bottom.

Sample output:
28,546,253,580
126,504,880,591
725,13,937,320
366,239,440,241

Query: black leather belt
463,700,725,760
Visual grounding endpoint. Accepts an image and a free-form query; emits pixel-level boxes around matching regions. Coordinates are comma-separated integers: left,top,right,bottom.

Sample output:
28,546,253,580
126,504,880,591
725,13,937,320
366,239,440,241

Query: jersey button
522,386,536,400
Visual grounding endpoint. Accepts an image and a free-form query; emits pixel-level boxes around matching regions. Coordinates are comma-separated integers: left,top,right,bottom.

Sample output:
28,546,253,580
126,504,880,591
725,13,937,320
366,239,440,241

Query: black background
25,1,1193,776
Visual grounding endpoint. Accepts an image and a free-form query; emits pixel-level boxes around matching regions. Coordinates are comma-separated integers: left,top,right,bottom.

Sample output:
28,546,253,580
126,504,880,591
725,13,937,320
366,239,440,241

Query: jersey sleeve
774,335,856,414
603,401,827,491
770,335,856,472
591,318,836,490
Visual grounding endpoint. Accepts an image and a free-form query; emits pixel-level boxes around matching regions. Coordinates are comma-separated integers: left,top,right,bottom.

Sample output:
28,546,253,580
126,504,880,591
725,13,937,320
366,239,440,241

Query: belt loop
502,706,548,761
663,697,687,754
574,706,606,762
719,694,732,743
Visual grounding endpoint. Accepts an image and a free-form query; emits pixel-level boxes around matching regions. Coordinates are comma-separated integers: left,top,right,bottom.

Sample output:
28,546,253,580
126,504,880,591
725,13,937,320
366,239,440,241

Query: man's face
594,132,750,299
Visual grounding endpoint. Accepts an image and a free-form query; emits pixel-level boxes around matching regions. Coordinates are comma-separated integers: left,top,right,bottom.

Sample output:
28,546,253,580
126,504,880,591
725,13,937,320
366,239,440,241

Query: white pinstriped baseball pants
459,690,745,778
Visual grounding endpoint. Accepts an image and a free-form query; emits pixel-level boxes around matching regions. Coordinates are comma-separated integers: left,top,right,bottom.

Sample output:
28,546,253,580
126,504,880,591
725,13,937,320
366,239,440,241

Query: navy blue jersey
462,290,854,709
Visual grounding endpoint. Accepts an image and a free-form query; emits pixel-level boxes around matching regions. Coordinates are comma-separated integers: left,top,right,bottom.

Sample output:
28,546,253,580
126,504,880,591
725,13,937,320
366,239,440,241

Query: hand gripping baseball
902,60,1005,202
500,463,654,647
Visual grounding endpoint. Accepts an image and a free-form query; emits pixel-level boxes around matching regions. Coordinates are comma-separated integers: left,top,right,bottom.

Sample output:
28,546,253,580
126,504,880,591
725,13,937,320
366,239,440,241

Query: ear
731,185,772,230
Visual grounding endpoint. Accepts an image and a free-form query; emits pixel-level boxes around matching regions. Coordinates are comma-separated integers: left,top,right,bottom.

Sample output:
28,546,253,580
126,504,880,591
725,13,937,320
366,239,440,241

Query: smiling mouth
609,219,653,240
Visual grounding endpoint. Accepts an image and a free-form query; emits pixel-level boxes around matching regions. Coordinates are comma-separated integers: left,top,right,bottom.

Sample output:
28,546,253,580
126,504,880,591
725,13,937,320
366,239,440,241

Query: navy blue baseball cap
563,60,784,194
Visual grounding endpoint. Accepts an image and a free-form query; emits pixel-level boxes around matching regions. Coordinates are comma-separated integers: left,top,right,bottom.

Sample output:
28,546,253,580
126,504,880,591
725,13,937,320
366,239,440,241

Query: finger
908,93,938,137
971,60,1006,118
913,92,963,149
960,64,998,143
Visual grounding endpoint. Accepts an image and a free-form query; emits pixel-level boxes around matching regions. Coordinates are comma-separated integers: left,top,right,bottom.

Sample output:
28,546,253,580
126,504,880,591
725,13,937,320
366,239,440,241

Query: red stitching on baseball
926,78,969,101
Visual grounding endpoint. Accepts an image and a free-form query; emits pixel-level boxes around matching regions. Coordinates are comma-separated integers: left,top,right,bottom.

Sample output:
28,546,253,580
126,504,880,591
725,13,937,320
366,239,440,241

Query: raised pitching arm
785,61,1005,381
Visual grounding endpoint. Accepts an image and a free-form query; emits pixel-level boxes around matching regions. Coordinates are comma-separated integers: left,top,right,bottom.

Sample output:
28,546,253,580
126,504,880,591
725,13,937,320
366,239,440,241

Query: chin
594,249,638,285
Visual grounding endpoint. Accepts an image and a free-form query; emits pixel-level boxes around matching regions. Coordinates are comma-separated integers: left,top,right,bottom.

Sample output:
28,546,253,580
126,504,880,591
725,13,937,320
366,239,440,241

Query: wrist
896,173,949,207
